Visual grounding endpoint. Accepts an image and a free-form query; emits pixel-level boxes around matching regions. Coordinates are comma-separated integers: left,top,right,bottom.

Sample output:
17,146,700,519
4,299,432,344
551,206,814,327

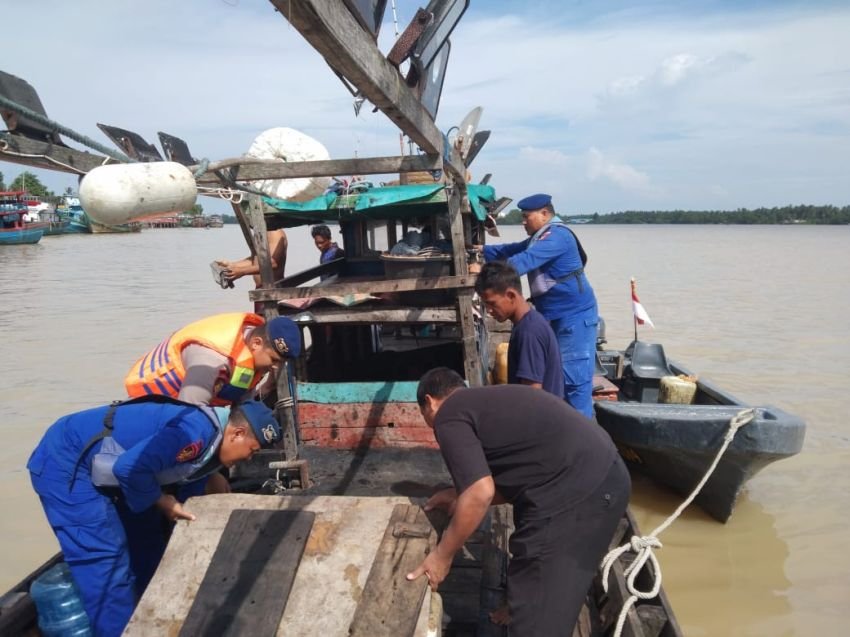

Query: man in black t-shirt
406,368,630,636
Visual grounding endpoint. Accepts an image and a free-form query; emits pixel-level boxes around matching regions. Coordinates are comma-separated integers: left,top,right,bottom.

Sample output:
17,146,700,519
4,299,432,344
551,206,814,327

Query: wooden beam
349,504,436,637
276,258,344,288
244,195,276,299
0,132,110,174
270,0,466,179
277,306,458,324
249,274,476,302
446,185,483,386
196,154,441,184
1,133,441,182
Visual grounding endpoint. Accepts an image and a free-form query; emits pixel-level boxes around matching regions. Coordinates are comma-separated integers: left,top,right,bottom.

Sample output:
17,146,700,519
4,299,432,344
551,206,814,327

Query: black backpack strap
69,394,202,489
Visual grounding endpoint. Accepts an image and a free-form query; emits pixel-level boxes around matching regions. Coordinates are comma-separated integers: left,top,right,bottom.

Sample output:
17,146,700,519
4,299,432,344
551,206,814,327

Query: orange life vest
124,312,265,406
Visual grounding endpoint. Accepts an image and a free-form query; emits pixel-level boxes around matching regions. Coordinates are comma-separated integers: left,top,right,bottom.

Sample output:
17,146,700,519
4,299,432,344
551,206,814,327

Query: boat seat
629,342,674,380
594,352,608,377
624,341,675,403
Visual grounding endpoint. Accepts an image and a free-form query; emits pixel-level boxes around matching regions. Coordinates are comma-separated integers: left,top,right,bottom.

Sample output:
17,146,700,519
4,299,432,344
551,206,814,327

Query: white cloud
587,147,657,195
1,2,849,212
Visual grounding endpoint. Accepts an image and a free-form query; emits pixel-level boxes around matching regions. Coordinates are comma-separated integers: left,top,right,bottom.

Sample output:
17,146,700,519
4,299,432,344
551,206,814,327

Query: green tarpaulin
262,183,495,227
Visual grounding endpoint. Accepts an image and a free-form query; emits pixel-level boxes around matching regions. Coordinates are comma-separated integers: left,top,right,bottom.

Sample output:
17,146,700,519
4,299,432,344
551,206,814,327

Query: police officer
125,313,302,407
481,194,598,417
27,397,281,637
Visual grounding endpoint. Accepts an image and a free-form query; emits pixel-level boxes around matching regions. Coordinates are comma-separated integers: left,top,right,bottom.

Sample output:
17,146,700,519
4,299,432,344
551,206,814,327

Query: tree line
498,205,850,225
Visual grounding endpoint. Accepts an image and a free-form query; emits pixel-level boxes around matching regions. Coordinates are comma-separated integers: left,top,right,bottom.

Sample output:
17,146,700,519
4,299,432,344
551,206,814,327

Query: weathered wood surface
275,258,344,288
196,154,442,184
594,511,683,637
250,274,476,302
125,495,436,637
298,401,437,449
269,0,465,179
0,133,441,181
0,132,105,174
349,504,436,637
280,306,459,325
178,509,315,637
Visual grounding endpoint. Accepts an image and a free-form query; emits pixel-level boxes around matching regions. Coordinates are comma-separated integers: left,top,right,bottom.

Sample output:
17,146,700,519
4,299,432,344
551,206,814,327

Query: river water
1,223,847,635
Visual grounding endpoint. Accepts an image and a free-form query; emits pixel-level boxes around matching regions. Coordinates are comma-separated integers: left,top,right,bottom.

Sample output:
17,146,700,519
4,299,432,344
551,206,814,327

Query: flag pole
631,277,638,343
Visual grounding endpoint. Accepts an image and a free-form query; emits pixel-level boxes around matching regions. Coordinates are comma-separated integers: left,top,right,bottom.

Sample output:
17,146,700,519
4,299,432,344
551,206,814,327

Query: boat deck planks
349,504,435,637
178,509,315,637
125,494,437,637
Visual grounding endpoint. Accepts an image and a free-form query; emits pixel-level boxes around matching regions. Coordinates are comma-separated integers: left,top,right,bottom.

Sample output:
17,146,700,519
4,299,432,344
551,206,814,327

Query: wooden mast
268,0,482,385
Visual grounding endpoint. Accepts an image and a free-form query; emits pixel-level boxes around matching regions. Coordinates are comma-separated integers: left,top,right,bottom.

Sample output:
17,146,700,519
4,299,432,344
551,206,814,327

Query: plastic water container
30,562,92,637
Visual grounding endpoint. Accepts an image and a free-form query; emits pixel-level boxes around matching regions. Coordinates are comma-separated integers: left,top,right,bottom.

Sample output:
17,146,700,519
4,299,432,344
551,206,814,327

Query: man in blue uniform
27,397,281,637
474,261,564,397
481,193,598,417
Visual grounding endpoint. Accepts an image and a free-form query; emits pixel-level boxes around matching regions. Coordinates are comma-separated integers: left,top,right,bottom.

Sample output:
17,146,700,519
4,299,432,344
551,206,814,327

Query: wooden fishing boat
592,340,806,523
0,191,45,245
0,2,683,635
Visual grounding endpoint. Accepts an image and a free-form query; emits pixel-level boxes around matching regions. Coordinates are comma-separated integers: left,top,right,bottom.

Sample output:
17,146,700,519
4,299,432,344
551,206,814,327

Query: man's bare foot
489,603,511,626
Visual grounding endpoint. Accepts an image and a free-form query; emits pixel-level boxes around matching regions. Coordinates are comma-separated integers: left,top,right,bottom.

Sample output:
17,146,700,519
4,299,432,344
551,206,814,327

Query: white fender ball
79,162,198,225
245,127,331,201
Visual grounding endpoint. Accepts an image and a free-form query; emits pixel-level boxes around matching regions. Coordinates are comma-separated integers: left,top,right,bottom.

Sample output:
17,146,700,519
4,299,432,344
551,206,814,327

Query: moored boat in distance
0,191,46,245
593,337,806,523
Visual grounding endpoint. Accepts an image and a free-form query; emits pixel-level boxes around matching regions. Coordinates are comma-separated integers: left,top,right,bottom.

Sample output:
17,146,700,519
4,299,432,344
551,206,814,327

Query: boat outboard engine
596,316,607,349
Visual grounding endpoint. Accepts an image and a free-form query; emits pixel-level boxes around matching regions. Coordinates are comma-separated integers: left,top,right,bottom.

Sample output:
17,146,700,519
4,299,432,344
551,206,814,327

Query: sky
2,0,849,214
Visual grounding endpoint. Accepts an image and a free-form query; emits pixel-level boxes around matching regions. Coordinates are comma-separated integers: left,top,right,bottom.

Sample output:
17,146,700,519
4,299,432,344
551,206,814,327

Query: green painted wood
296,380,419,404
178,509,315,637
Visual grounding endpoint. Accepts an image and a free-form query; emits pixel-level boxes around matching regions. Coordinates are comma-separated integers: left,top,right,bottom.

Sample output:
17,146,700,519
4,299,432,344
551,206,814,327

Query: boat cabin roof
262,182,495,229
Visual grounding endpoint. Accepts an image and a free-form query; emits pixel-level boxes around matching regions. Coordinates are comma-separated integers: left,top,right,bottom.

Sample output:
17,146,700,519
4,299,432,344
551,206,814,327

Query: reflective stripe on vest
527,221,588,298
125,312,264,406
88,402,224,488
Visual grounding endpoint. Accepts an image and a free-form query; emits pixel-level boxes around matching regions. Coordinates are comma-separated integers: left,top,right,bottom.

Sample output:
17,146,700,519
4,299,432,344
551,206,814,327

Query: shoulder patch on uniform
539,230,551,240
176,440,203,463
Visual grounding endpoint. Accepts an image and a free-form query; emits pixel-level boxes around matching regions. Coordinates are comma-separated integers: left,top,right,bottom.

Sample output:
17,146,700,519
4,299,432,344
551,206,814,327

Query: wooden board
125,495,437,637
178,509,314,637
349,504,436,637
298,402,437,449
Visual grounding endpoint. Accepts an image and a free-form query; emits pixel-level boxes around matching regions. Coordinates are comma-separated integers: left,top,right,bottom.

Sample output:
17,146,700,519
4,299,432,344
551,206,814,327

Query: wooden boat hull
0,227,43,244
594,401,805,522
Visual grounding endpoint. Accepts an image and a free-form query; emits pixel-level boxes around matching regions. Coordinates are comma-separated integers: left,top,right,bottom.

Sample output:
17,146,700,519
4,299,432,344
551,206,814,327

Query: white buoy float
245,127,331,201
79,161,198,225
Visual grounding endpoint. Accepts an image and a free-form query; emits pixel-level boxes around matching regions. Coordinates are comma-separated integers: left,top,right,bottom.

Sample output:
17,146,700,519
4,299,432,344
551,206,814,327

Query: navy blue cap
267,316,301,359
517,193,552,211
237,400,281,446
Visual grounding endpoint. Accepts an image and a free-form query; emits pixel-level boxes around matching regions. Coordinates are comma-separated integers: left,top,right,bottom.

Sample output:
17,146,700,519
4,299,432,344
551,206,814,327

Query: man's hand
424,487,458,515
156,493,196,522
468,262,482,274
406,545,454,591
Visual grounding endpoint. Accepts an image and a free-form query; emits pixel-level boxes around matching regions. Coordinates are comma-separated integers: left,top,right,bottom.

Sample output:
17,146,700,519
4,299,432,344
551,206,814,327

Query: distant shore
496,204,850,225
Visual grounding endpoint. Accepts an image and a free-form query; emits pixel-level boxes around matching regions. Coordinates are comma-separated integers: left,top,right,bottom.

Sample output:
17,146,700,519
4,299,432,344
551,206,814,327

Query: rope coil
600,407,756,636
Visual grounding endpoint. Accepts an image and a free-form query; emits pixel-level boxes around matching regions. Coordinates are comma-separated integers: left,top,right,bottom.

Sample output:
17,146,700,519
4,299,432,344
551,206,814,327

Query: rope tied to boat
600,407,756,637
0,94,133,164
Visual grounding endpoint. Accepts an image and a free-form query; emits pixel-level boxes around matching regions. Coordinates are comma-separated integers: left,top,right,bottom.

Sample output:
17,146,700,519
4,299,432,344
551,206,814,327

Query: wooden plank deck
125,495,438,637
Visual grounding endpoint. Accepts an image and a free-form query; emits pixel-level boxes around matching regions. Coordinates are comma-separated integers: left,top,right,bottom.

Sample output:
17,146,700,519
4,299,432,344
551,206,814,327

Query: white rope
600,407,756,637
196,185,244,204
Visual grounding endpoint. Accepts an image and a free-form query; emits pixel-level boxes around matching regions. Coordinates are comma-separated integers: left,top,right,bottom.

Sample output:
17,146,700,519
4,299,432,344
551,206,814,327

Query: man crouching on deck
406,368,630,635
27,397,281,637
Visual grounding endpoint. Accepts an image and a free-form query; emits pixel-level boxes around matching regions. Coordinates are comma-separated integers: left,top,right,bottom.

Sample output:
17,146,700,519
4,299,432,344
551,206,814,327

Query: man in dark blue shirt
475,261,564,397
482,194,598,417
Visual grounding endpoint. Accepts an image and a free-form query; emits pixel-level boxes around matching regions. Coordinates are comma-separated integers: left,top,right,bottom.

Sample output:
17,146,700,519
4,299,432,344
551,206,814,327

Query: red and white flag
631,278,654,327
